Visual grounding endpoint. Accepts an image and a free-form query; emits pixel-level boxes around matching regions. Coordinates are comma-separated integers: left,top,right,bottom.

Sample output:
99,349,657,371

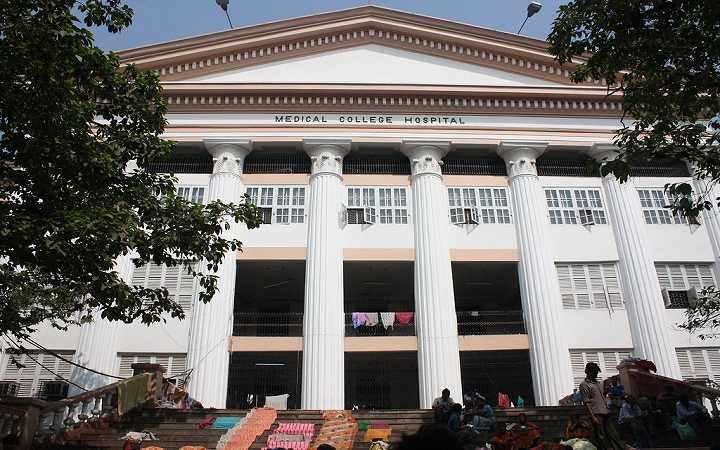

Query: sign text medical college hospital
275,114,467,126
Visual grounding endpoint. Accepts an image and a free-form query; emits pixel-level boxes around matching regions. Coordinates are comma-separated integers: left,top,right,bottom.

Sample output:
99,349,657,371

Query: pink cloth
395,312,414,325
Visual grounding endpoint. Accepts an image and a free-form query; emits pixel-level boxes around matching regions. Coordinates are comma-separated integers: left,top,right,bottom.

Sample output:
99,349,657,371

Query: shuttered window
118,353,187,382
246,186,307,224
638,189,687,224
557,263,624,310
131,263,196,314
570,349,632,387
0,351,74,398
676,348,720,384
655,264,715,290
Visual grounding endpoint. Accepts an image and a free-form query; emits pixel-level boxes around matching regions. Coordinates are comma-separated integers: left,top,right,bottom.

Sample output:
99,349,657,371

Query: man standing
579,362,626,450
432,388,455,423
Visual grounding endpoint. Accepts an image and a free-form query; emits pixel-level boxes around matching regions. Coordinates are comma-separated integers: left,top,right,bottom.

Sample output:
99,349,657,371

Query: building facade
3,6,720,410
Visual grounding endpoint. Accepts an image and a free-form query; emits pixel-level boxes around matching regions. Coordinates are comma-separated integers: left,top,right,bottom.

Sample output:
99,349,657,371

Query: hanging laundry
380,312,395,329
364,312,379,327
498,392,511,408
395,312,414,325
351,312,368,329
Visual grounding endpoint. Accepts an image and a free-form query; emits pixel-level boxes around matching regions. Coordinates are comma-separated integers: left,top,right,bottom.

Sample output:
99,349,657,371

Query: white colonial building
3,6,720,410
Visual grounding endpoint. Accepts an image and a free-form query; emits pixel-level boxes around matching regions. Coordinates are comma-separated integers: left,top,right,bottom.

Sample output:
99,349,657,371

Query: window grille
448,187,511,225
346,187,408,225
243,152,311,174
570,349,632,386
557,263,623,310
131,263,196,314
545,188,607,225
145,157,214,174
0,351,74,398
343,154,411,175
246,186,307,224
630,160,690,178
638,189,688,224
537,159,598,177
442,156,506,176
177,186,206,204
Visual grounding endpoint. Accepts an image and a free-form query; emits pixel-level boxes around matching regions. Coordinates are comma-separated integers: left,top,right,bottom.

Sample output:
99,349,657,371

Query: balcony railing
233,312,303,337
456,311,526,335
144,158,214,174
344,313,416,336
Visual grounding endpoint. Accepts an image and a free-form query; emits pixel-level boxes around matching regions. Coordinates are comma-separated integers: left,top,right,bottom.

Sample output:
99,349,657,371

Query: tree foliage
547,0,720,337
0,0,262,339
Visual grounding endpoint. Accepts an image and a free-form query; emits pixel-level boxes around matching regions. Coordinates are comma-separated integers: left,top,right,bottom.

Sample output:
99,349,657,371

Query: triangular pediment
120,6,583,87
184,44,565,87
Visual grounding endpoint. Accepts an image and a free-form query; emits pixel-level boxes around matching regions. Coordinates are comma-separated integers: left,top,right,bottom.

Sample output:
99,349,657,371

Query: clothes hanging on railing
351,312,368,329
364,313,379,327
380,312,395,329
395,312,414,325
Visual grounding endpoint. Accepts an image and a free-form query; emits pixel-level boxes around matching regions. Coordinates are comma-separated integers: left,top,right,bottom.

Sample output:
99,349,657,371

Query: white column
301,139,349,410
687,163,720,282
401,141,462,409
497,141,573,406
186,139,251,408
588,144,681,379
69,254,133,394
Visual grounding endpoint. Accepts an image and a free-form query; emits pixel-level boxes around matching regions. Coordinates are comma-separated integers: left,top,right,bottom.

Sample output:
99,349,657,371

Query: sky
91,0,568,52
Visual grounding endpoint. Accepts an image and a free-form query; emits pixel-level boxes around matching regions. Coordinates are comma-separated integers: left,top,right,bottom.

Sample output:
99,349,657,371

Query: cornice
160,83,623,117
120,14,588,86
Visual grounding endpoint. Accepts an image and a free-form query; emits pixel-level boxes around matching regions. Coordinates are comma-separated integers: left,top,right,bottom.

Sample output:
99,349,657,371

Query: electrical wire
22,336,124,380
3,336,88,393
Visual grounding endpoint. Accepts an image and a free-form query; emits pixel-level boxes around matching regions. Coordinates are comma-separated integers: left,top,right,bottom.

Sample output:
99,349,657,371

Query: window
131,263,196,314
570,349,632,386
246,186,306,224
177,186,206,204
557,263,624,310
448,187,511,225
676,348,720,384
656,263,715,308
118,354,187,385
0,351,74,398
545,188,607,225
346,187,408,225
638,189,687,224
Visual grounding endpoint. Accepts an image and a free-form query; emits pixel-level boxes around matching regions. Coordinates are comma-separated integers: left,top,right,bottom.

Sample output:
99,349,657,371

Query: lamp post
517,2,542,34
215,0,233,29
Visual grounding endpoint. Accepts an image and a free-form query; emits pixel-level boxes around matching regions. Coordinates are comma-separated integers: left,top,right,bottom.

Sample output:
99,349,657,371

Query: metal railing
537,159,599,177
344,313,416,336
144,158,213,174
233,312,303,337
442,157,507,176
343,155,411,175
456,310,526,335
630,161,690,177
244,152,311,174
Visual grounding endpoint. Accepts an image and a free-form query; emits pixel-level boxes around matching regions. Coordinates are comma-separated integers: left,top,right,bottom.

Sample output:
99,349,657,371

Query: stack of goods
309,411,358,450
360,422,392,443
264,422,315,450
216,408,277,450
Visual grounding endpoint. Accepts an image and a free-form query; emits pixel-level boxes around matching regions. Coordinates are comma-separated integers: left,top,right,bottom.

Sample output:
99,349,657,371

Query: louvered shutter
669,265,686,289
677,350,692,381
118,355,135,378
602,264,624,309
686,266,701,289
177,268,195,312
572,266,592,309
656,265,671,289
132,263,195,316
699,265,715,287
569,351,587,386
557,265,576,309
588,265,606,309
690,350,709,379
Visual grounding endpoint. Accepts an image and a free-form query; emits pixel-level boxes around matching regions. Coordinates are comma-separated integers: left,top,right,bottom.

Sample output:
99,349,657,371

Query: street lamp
216,0,233,29
517,2,542,34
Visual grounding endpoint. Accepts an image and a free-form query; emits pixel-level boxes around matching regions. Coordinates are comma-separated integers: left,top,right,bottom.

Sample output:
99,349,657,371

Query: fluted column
588,144,681,379
687,163,720,281
497,141,573,406
401,141,462,409
301,139,349,409
69,254,133,394
186,139,251,408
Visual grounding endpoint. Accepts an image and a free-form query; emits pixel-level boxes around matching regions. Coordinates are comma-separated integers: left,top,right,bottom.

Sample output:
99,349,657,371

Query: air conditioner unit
0,381,19,397
661,288,690,308
40,380,69,401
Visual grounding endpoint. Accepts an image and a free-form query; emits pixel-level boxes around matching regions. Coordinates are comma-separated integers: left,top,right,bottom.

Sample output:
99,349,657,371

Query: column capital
204,139,253,176
401,140,451,177
303,138,351,177
497,141,547,178
587,143,620,162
